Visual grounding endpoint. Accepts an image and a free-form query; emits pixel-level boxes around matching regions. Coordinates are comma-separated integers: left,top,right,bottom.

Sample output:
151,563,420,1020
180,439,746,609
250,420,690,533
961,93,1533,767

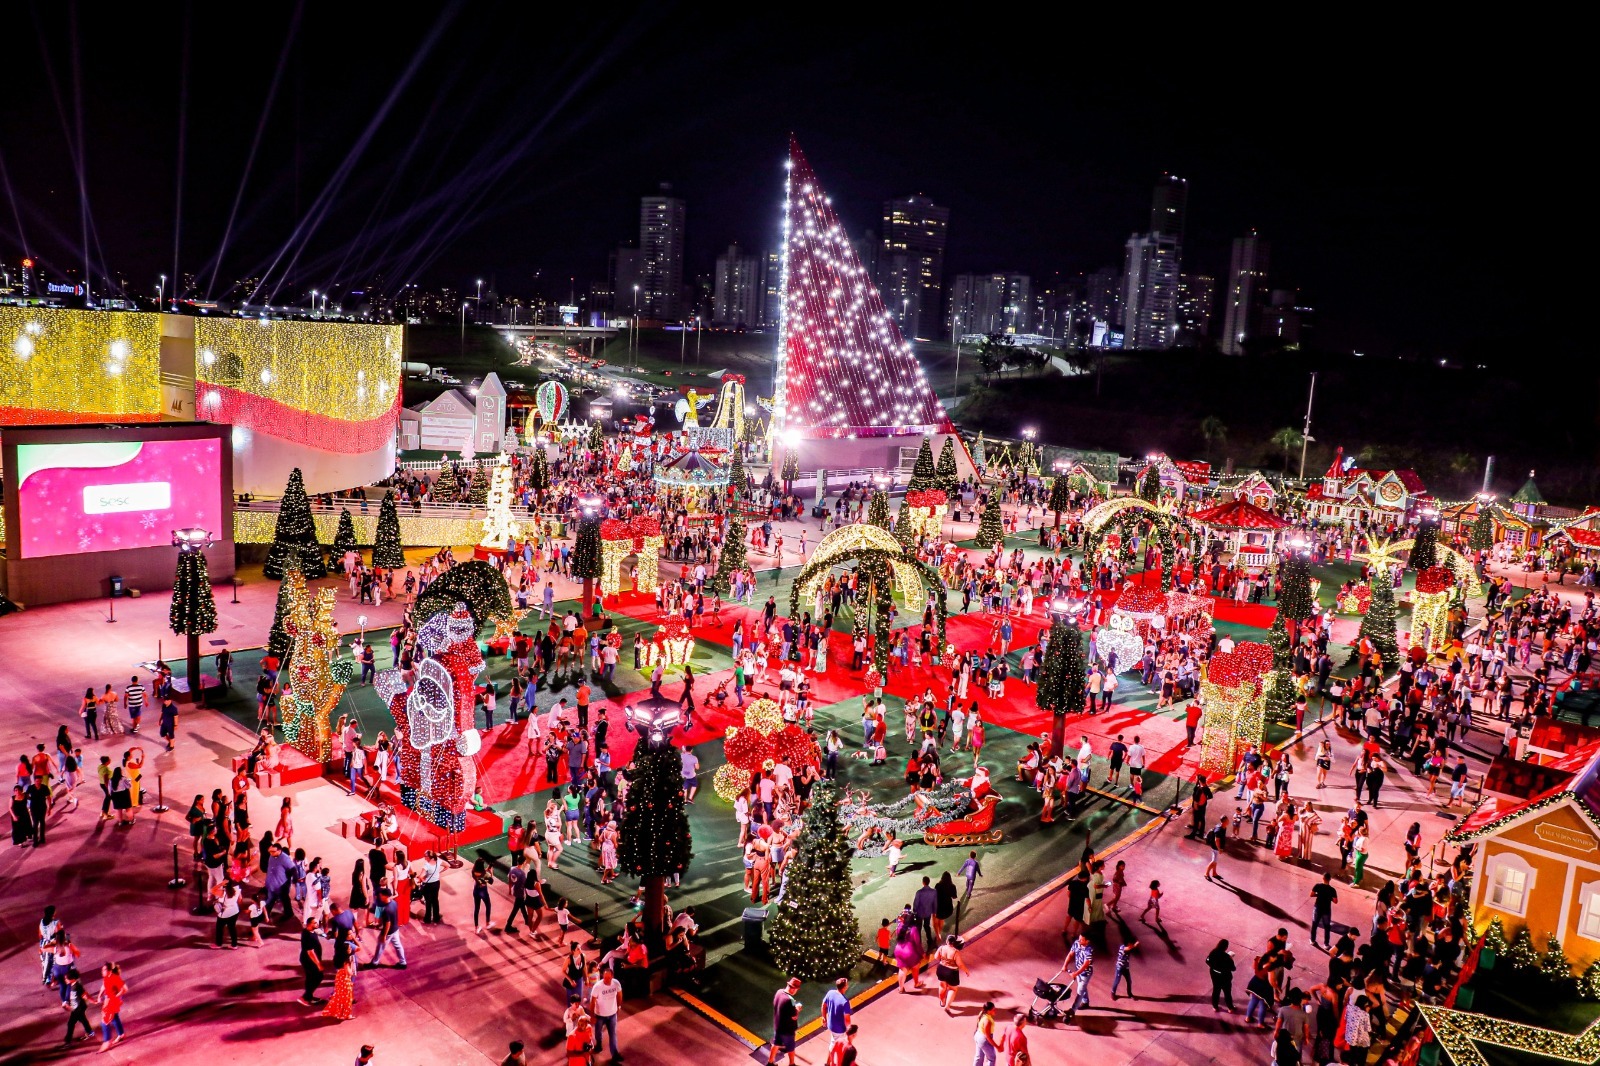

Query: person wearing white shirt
589,968,623,1058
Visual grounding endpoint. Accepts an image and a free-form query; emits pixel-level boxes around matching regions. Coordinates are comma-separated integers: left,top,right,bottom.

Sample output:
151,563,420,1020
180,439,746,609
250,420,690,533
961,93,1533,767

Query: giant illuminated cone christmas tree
773,138,951,440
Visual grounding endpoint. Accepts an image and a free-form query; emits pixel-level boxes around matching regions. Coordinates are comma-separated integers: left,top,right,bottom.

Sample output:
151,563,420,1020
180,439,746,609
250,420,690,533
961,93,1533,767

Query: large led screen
13,438,224,558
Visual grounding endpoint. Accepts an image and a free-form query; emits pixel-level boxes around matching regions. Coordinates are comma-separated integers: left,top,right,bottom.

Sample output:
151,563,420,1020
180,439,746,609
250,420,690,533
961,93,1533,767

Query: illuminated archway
1082,497,1182,590
787,522,948,674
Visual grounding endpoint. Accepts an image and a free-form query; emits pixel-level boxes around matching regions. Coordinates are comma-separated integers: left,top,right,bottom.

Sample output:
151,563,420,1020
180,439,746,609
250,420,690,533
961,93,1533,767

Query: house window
1487,853,1535,917
1579,883,1600,942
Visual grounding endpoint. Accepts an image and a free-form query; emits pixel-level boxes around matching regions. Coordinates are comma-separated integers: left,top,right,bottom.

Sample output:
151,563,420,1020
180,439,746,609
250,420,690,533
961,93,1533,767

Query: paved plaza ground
0,504,1548,1065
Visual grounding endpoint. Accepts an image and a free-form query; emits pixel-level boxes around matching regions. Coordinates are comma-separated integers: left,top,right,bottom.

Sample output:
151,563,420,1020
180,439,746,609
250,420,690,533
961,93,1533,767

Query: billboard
11,436,225,559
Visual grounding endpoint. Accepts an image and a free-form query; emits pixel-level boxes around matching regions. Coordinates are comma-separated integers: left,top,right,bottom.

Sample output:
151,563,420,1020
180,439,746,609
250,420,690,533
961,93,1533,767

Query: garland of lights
234,508,482,549
0,307,164,422
772,139,949,439
786,524,948,660
1082,497,1179,590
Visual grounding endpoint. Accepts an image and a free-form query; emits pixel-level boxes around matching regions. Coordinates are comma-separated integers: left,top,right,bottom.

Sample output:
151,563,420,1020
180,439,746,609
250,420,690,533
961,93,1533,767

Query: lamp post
625,696,683,749
952,314,962,395
172,527,215,702
158,274,166,311
679,321,687,365
694,315,701,364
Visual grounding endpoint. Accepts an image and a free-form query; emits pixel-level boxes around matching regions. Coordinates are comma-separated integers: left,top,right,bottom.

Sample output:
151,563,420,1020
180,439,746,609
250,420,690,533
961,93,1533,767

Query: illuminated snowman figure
1093,611,1145,675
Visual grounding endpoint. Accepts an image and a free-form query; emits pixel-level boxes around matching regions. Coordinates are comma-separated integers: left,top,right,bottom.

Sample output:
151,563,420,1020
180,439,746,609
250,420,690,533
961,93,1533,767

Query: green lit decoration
263,468,327,579
413,559,511,630
767,779,862,980
371,491,406,569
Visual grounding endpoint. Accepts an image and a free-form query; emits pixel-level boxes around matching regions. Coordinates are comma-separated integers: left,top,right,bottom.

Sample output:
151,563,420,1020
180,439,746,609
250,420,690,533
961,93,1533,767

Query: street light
172,527,215,705
172,527,214,553
158,274,166,310
1021,427,1037,440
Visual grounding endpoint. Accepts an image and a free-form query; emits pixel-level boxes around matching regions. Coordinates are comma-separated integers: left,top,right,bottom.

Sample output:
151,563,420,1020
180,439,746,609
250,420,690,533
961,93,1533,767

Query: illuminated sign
83,481,173,515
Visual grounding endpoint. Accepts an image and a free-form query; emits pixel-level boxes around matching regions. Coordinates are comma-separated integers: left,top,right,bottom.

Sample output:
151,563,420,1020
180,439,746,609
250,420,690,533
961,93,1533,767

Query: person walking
1109,938,1139,1000
321,932,357,1021
913,875,938,948
588,966,622,1061
369,888,407,968
972,1001,1001,1065
214,879,242,948
934,935,970,1011
821,977,852,1057
419,851,443,924
1206,939,1237,1012
62,969,92,1048
959,851,983,901
471,858,495,934
96,962,128,1050
1310,872,1338,949
771,977,801,1066
1061,933,1095,1022
298,915,326,1006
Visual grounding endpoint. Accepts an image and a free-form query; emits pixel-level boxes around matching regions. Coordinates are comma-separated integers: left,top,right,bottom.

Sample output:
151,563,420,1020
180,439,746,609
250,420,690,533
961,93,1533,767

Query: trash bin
742,906,768,951
109,576,125,598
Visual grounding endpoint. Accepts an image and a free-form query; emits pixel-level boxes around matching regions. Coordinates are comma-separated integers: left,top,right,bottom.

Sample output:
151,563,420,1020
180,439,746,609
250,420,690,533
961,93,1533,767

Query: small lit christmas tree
263,468,327,579
976,500,1005,550
781,451,800,492
1505,927,1540,973
170,550,219,638
1267,612,1294,672
572,509,604,614
1349,574,1401,672
618,744,692,947
478,457,521,551
936,437,960,494
709,512,747,596
1137,465,1161,504
413,559,512,629
329,509,358,572
768,779,861,980
1468,510,1494,552
1410,521,1439,571
433,463,460,503
1049,474,1071,527
907,437,937,492
588,419,604,451
371,491,406,569
866,490,891,531
1542,935,1576,992
529,447,551,497
1036,617,1086,756
1482,916,1509,957
728,446,748,501
972,431,987,473
1579,960,1600,1001
1264,670,1298,724
1278,551,1316,631
467,465,489,508
266,560,301,660
894,499,916,548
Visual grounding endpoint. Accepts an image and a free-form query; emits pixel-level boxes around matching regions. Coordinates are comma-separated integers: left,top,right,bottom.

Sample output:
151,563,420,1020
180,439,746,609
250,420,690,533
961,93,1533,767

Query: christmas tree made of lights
773,137,951,440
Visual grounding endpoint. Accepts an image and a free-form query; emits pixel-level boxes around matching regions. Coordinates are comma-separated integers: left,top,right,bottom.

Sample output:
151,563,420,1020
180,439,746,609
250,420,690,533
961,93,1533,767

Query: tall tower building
712,243,761,328
1221,231,1271,355
947,273,1032,337
1085,266,1121,327
639,185,685,320
759,250,782,329
1177,273,1216,340
879,195,949,341
1150,174,1188,245
1121,234,1181,349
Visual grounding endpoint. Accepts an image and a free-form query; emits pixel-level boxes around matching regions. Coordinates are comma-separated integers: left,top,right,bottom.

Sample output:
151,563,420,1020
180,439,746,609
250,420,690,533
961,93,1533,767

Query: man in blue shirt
264,843,297,922
821,977,852,1054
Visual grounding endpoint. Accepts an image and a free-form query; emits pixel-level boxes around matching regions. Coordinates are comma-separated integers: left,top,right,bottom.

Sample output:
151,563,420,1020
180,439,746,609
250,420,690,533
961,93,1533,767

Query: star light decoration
771,138,952,441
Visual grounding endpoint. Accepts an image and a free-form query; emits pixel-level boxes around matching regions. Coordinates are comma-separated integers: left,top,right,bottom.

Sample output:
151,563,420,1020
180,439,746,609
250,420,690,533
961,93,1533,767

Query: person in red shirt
97,961,128,1049
1003,1013,1030,1065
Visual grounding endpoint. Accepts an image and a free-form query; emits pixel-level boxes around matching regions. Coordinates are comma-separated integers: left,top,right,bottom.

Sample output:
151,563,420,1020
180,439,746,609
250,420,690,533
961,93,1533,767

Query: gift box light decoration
380,603,483,832
1198,640,1274,777
903,488,950,539
1411,565,1456,654
599,515,664,597
642,618,696,668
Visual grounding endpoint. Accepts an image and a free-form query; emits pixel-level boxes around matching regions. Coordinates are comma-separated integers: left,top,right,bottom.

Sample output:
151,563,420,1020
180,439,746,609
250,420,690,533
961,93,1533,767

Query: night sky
3,5,1578,362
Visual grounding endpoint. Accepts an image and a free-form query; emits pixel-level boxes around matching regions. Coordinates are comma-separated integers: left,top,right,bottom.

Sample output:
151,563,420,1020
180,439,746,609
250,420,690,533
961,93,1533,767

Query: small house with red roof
1446,745,1600,969
1549,509,1600,562
1304,446,1431,527
1136,454,1212,501
1187,498,1290,571
1231,472,1278,510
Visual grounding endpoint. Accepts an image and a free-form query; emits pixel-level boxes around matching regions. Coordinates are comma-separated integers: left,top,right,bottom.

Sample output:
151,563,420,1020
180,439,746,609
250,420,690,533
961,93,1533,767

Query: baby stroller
1027,964,1071,1024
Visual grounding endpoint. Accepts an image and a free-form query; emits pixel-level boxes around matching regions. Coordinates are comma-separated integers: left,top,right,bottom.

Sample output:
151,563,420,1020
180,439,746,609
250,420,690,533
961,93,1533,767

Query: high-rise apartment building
1120,234,1181,349
712,243,761,328
1177,273,1216,340
639,185,685,321
878,196,948,341
1260,289,1312,348
1150,174,1188,244
1085,266,1121,327
947,273,1032,338
759,250,782,329
1221,230,1271,355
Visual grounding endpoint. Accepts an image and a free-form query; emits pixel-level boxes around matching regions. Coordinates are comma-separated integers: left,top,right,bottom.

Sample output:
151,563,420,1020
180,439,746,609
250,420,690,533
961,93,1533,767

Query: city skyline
0,6,1580,363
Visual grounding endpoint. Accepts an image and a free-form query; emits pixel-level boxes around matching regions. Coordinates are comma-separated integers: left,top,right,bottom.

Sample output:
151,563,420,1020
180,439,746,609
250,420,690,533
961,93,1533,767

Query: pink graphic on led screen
15,439,223,558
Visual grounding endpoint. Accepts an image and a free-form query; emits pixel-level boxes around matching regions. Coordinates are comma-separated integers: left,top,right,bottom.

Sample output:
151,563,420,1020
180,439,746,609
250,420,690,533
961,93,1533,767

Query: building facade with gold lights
0,307,403,497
